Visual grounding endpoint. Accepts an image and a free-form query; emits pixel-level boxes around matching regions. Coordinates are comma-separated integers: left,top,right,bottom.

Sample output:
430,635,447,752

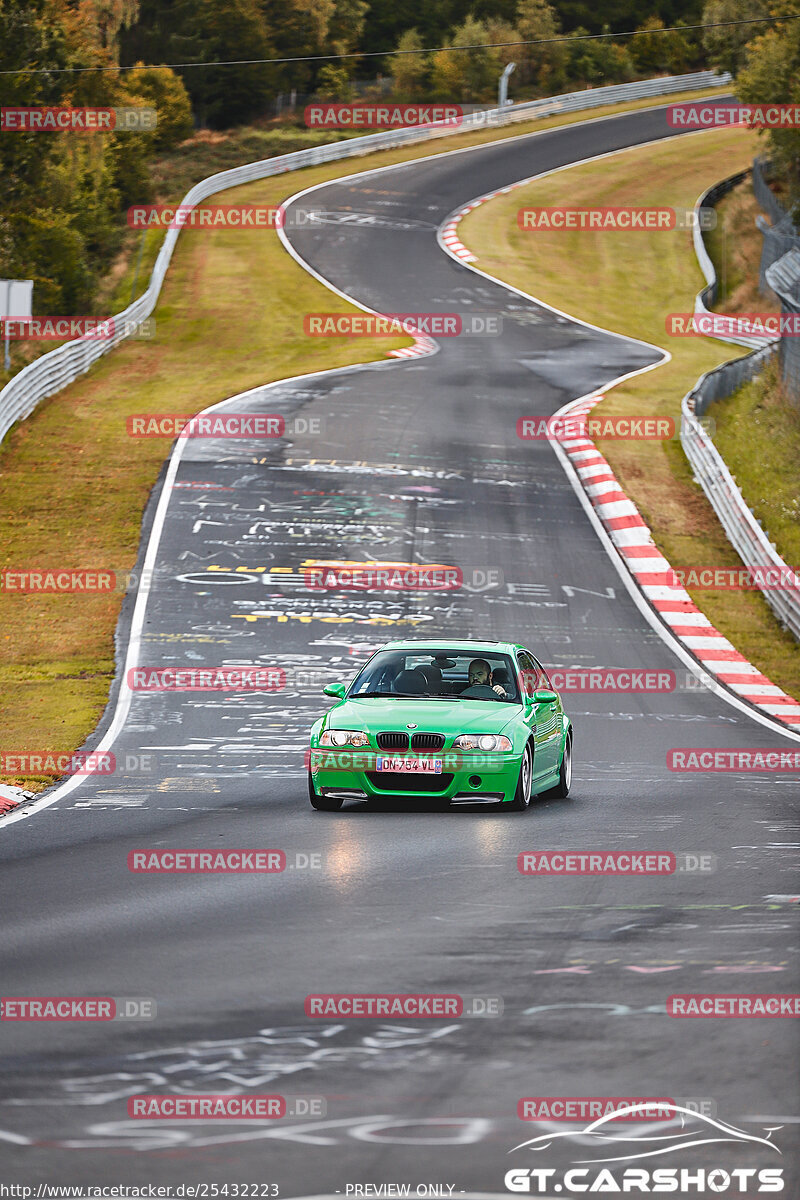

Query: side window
517,651,537,698
530,654,552,690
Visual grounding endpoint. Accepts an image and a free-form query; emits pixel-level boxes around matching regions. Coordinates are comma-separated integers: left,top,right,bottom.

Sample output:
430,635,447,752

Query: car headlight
320,729,370,748
453,734,513,752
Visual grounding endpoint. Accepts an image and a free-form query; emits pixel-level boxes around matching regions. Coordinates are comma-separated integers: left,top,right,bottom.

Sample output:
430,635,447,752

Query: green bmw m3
308,640,572,811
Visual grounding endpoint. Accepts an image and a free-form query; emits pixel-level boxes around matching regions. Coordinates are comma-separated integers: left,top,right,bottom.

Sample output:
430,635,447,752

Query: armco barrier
765,247,800,401
0,71,730,447
692,171,774,350
683,177,799,639
681,352,800,640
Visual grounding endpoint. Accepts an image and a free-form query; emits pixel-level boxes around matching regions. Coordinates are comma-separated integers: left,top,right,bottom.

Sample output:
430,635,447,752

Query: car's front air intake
410,732,445,750
376,731,410,750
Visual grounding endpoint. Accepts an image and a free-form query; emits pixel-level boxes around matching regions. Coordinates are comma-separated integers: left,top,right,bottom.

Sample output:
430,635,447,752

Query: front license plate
377,756,443,774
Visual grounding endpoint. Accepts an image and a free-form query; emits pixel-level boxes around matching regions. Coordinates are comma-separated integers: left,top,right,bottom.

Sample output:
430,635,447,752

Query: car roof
378,639,522,654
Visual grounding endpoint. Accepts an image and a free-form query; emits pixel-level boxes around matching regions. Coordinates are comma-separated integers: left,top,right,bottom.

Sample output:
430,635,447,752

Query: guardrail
692,171,775,349
0,70,731,447
682,182,799,639
681,352,800,640
765,247,800,400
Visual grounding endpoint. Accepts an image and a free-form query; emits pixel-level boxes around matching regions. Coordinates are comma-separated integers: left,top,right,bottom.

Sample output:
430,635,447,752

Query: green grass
704,175,778,314
712,358,800,566
460,124,800,703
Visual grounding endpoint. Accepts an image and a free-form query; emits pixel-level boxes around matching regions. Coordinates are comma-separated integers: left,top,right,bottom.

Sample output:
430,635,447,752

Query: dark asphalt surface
1,102,798,1195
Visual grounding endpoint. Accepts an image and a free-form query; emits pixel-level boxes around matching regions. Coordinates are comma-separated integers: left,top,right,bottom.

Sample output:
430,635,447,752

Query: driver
461,658,508,698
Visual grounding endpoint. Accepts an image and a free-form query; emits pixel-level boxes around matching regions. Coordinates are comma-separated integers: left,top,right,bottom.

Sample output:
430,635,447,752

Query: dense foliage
1,0,796,325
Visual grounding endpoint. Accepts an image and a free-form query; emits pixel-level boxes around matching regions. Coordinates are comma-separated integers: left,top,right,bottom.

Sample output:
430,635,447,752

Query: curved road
1,102,797,1193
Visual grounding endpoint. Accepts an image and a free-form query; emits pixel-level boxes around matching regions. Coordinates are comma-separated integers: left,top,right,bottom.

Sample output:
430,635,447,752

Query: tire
508,742,533,811
545,734,572,799
308,771,343,811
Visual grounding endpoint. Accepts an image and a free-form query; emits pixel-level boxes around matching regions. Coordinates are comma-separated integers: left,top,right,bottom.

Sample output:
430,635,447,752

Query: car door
518,650,561,781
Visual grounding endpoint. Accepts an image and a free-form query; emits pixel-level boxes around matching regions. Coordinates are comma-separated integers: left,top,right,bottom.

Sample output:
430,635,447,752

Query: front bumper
309,748,521,803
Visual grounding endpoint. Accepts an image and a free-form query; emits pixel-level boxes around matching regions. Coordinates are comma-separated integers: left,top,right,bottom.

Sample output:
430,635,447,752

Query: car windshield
348,649,520,702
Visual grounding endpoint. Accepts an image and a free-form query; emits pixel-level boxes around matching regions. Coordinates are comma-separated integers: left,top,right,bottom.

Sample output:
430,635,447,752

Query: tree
702,0,769,75
430,16,500,103
567,26,634,86
515,0,567,93
389,27,429,98
122,63,194,149
188,0,277,127
737,2,800,209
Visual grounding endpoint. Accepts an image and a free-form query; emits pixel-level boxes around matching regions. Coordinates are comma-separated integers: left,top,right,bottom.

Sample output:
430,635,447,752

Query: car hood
325,697,520,736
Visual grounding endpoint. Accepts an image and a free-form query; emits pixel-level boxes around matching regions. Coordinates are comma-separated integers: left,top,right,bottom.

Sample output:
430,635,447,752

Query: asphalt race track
1,102,798,1194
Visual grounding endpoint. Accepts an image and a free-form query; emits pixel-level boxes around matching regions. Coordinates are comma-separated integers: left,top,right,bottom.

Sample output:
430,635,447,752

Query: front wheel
545,735,572,799
308,771,343,811
508,742,533,811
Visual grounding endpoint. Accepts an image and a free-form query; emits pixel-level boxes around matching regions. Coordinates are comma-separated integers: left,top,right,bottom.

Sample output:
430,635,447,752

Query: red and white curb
441,209,479,262
440,184,529,264
0,785,30,814
558,394,800,728
388,334,437,359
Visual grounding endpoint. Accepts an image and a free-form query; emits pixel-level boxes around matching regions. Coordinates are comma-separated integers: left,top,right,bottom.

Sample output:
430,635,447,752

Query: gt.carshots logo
505,1104,785,1193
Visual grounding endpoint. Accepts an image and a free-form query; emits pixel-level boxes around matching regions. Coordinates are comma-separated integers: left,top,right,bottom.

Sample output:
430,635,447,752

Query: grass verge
459,125,800,702
0,86,737,793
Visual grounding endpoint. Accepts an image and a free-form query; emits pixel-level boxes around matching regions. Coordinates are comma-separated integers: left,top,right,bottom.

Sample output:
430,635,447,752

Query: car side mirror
533,689,558,704
323,682,346,699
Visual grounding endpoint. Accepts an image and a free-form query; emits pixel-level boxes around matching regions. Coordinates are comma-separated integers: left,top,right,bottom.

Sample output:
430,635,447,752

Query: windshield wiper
352,691,396,698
